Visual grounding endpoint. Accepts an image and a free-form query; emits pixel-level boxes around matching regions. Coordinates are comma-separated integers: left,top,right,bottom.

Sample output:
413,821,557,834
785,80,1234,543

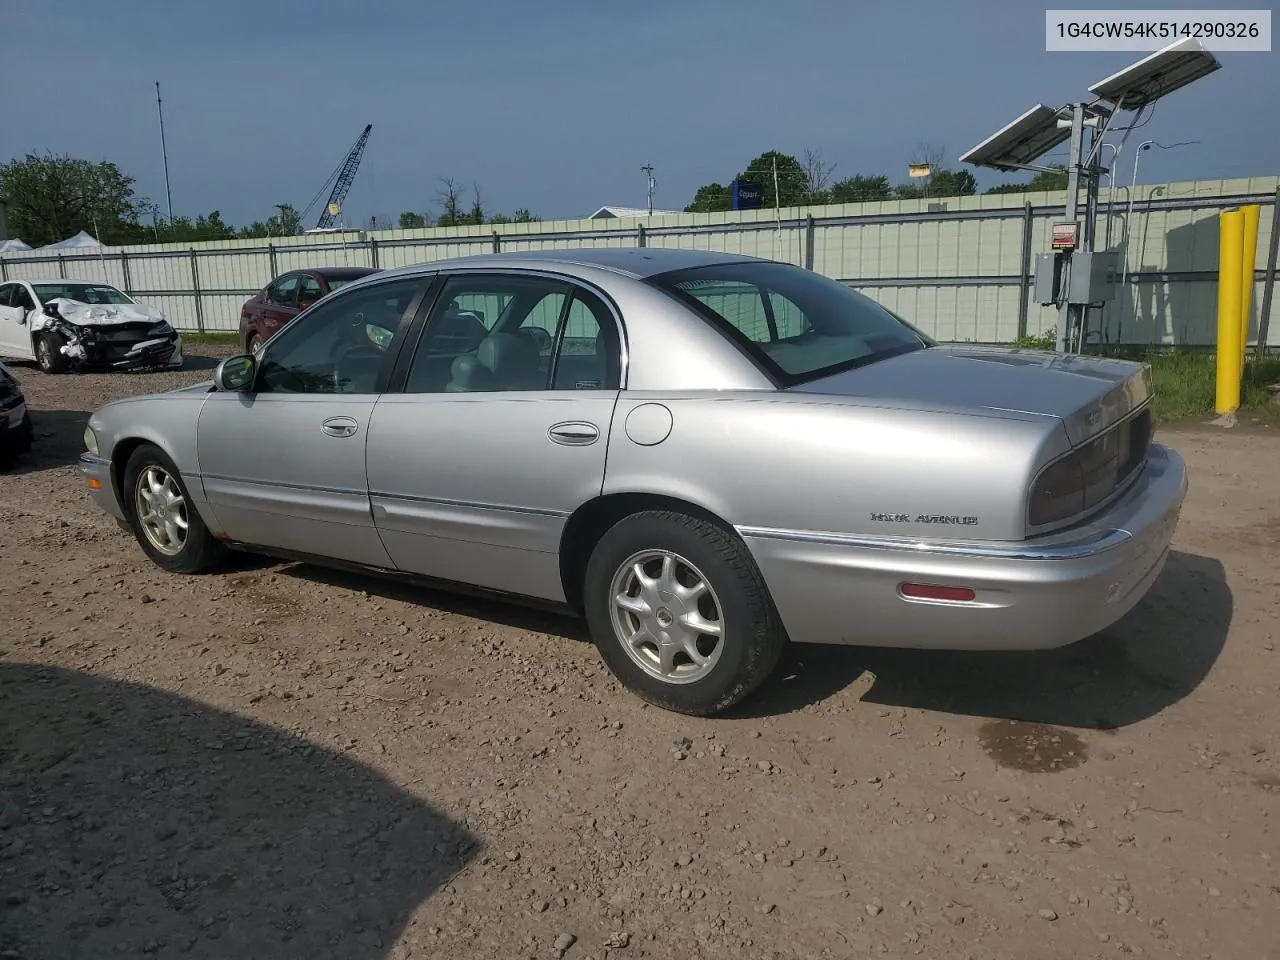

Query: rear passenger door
366,272,623,601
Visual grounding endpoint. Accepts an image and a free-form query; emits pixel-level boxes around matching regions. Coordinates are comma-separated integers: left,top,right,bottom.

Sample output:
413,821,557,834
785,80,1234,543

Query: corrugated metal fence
2,175,1276,347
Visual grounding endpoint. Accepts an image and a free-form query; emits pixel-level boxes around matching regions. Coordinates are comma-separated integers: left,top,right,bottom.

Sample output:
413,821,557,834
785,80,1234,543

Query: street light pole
1121,139,1199,289
155,81,174,224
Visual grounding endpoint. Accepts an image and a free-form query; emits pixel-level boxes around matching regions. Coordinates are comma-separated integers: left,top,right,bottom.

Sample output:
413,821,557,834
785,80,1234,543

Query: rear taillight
1028,408,1152,527
1028,455,1085,525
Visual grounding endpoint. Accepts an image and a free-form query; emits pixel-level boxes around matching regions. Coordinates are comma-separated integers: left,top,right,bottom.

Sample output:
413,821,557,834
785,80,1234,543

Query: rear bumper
79,452,127,522
741,443,1188,651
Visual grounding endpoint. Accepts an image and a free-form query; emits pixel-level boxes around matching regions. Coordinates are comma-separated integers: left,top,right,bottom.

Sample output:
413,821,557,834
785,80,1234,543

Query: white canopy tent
40,230,106,250
0,239,32,254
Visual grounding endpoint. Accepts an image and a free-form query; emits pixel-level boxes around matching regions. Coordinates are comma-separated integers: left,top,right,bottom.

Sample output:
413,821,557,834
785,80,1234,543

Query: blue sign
732,178,763,210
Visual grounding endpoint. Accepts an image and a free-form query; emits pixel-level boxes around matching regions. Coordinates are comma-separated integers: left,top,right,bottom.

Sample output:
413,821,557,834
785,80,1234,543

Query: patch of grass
1098,346,1280,423
178,331,239,346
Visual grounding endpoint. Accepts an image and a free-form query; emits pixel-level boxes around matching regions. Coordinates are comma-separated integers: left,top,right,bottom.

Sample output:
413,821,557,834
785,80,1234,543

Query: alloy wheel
609,549,725,684
134,465,189,556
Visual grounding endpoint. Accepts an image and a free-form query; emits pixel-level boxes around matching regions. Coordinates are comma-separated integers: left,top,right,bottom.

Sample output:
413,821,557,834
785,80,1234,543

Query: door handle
548,421,599,446
321,416,359,438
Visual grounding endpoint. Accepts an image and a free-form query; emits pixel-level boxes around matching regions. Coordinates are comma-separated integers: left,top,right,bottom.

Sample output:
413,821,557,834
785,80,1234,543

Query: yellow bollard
1238,203,1260,372
1215,209,1244,415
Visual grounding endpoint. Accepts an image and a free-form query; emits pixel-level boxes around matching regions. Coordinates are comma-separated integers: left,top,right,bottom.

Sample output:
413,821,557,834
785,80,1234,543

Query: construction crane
299,124,373,230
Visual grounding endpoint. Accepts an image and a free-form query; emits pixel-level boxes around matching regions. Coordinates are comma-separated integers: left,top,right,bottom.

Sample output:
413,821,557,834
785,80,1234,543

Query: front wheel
122,443,229,573
583,510,788,716
35,333,69,374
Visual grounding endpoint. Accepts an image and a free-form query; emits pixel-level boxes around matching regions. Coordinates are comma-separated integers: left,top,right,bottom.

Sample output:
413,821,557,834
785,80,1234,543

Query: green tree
685,150,820,212
435,177,466,227
893,168,976,200
829,174,893,203
684,182,732,213
0,152,143,246
466,183,486,226
398,211,427,228
512,208,539,223
984,165,1070,195
237,203,304,239
738,150,811,208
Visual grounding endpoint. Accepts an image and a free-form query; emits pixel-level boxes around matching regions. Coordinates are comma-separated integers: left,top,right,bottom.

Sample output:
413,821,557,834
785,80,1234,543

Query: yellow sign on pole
327,201,341,218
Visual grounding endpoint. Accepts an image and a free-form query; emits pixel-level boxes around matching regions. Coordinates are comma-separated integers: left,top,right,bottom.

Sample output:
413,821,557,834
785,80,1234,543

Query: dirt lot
1,344,1278,960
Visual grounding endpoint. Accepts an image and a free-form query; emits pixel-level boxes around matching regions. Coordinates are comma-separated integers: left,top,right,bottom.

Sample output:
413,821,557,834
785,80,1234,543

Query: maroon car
239,267,378,352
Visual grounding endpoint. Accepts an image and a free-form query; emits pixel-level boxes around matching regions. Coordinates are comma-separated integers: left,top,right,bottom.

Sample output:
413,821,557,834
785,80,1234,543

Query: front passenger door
0,285,34,359
197,277,429,567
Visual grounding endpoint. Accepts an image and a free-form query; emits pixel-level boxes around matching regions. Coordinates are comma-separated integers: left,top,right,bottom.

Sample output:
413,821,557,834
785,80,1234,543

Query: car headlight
83,426,99,456
147,321,173,337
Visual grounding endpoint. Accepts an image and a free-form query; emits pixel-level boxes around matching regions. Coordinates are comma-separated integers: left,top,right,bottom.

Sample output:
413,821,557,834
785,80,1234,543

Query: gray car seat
446,332,543,392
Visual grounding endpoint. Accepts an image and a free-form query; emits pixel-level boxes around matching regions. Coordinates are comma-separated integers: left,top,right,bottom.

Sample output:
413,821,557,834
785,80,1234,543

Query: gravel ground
1,344,1278,960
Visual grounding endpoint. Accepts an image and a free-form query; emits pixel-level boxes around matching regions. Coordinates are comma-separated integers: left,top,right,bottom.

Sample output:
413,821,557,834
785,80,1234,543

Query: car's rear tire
35,333,69,374
583,509,787,716
246,333,262,354
122,443,228,574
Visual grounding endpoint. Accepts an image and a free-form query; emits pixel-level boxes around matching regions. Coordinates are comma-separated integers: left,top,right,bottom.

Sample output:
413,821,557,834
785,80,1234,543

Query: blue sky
2,0,1276,229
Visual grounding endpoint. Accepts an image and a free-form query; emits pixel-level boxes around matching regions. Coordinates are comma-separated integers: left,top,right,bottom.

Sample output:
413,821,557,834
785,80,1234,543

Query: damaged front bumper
68,330,185,371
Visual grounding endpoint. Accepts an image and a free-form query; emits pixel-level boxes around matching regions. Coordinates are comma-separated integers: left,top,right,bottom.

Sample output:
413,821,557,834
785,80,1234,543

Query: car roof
312,266,378,279
370,247,769,283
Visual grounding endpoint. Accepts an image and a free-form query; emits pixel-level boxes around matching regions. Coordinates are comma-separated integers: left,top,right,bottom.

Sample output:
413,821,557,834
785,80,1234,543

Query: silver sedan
80,248,1187,715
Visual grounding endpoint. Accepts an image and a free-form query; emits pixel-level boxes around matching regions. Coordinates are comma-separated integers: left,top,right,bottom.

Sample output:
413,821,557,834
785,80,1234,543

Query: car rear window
647,261,930,385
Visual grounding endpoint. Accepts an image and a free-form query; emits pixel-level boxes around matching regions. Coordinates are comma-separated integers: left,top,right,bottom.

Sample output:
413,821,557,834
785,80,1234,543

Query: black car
0,361,33,467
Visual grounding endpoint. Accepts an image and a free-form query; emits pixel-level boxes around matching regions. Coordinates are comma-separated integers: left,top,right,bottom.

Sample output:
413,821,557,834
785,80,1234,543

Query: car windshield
33,283,133,305
648,261,931,385
326,278,357,293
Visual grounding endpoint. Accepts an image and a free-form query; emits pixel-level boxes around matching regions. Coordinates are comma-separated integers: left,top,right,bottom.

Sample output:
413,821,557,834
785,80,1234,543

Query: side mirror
214,354,257,392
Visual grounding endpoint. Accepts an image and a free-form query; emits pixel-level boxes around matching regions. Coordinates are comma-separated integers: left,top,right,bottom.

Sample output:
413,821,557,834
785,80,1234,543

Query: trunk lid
790,345,1150,445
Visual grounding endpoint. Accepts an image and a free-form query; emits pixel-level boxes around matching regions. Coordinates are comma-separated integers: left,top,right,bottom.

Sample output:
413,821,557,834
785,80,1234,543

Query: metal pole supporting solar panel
1056,104,1085,354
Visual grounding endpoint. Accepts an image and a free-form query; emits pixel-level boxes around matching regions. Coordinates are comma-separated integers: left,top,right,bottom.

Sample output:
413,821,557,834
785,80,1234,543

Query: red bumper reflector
900,582,977,602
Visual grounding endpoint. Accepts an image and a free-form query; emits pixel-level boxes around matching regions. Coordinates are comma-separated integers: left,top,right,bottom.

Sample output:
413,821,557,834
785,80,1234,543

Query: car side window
299,275,323,307
550,289,621,391
268,275,299,307
255,279,423,395
0,285,12,308
9,285,34,311
404,275,569,393
403,275,621,394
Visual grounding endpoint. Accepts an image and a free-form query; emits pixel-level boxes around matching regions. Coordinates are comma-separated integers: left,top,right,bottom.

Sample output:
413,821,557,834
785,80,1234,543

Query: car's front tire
583,510,788,716
246,333,262,354
35,333,69,374
122,443,228,574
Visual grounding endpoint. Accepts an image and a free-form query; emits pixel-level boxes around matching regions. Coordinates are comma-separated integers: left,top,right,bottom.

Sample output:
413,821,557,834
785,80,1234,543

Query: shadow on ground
283,563,592,642
735,550,1231,728
0,664,476,960
279,550,1229,730
5,409,92,473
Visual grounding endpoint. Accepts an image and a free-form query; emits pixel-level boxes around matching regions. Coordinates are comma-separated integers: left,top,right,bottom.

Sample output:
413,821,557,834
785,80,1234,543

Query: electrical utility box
1033,252,1060,306
1067,251,1120,305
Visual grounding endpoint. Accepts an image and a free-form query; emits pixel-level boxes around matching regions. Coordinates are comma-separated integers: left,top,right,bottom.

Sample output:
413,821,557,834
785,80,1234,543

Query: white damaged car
0,279,183,374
